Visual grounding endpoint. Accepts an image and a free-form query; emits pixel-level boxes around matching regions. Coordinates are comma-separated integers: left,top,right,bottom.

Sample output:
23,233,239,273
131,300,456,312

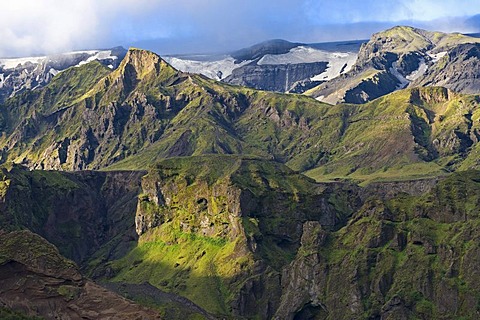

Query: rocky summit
1,25,480,320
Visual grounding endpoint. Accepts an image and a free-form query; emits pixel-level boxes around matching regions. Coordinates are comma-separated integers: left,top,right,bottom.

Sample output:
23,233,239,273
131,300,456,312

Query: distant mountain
0,47,127,102
231,39,302,63
164,39,363,93
307,26,480,104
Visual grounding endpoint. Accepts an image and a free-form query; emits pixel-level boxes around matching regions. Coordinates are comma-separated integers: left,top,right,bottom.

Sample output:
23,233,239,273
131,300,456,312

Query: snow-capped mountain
164,39,364,93
0,47,127,102
307,27,480,104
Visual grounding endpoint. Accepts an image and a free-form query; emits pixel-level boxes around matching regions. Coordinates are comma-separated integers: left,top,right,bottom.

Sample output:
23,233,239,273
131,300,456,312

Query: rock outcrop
0,230,160,319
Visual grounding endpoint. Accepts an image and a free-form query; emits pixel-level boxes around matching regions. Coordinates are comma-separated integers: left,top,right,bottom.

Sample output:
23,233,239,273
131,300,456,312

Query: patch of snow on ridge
257,46,356,81
427,51,447,63
0,56,46,69
310,53,357,81
389,62,409,89
77,50,117,66
258,46,356,66
164,56,251,80
0,50,119,70
406,58,428,81
49,68,59,76
256,46,358,81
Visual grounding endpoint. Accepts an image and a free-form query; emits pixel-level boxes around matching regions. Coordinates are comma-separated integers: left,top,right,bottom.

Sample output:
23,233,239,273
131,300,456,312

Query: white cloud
0,0,161,57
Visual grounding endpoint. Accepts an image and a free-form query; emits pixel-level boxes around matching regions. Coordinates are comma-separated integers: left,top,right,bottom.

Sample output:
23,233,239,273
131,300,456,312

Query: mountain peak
118,48,167,80
231,39,302,63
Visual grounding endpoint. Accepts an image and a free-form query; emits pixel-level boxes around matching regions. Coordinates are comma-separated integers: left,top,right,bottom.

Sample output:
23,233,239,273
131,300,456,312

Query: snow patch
49,68,59,76
389,62,409,89
259,46,356,64
310,54,357,81
0,56,46,69
406,58,428,81
0,49,119,71
427,51,447,63
77,50,117,66
255,46,357,81
164,56,251,80
164,45,357,82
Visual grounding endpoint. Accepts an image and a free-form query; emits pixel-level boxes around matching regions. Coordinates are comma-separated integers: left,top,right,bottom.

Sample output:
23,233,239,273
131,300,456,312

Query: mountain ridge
1,47,480,184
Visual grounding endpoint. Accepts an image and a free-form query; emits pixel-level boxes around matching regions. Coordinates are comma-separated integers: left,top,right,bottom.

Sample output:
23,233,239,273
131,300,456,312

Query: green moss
0,308,43,320
110,225,244,316
57,285,81,301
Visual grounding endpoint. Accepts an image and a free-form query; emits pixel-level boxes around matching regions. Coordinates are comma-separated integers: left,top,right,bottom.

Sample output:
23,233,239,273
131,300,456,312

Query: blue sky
1,0,480,57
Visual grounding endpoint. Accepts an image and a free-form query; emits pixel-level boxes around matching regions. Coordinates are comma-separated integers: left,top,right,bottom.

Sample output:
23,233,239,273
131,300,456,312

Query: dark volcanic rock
224,61,327,92
412,43,480,94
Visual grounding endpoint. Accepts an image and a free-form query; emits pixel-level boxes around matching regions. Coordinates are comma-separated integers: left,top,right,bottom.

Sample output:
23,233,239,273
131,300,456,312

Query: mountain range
0,47,127,103
1,26,480,319
164,39,362,93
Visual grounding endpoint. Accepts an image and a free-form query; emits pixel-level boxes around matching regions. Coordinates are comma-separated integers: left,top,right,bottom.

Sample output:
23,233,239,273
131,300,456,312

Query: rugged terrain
307,26,480,104
2,156,480,319
1,27,480,319
0,47,127,103
1,49,480,183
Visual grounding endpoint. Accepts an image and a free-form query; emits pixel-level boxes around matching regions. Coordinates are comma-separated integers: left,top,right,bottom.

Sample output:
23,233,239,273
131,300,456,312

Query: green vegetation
0,308,43,320
301,171,480,318
2,43,480,319
0,48,479,185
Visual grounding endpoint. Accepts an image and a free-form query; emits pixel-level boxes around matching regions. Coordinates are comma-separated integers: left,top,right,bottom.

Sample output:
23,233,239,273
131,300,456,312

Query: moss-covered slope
277,170,480,319
1,48,480,184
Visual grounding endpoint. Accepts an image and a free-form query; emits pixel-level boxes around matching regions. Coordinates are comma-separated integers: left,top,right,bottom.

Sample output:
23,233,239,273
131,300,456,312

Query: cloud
1,0,480,57
0,0,159,56
303,0,480,24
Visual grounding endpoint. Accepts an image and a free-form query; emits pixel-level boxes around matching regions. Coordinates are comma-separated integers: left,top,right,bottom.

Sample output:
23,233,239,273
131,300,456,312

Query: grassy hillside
0,48,479,184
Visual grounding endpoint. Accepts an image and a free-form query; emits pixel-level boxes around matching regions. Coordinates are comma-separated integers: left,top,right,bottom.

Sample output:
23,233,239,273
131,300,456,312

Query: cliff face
101,156,364,318
0,230,160,319
1,160,480,319
0,165,145,264
224,61,327,92
276,171,480,319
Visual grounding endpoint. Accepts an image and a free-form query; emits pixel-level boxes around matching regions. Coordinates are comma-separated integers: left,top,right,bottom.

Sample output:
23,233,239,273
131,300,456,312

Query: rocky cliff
223,61,327,92
0,229,160,319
